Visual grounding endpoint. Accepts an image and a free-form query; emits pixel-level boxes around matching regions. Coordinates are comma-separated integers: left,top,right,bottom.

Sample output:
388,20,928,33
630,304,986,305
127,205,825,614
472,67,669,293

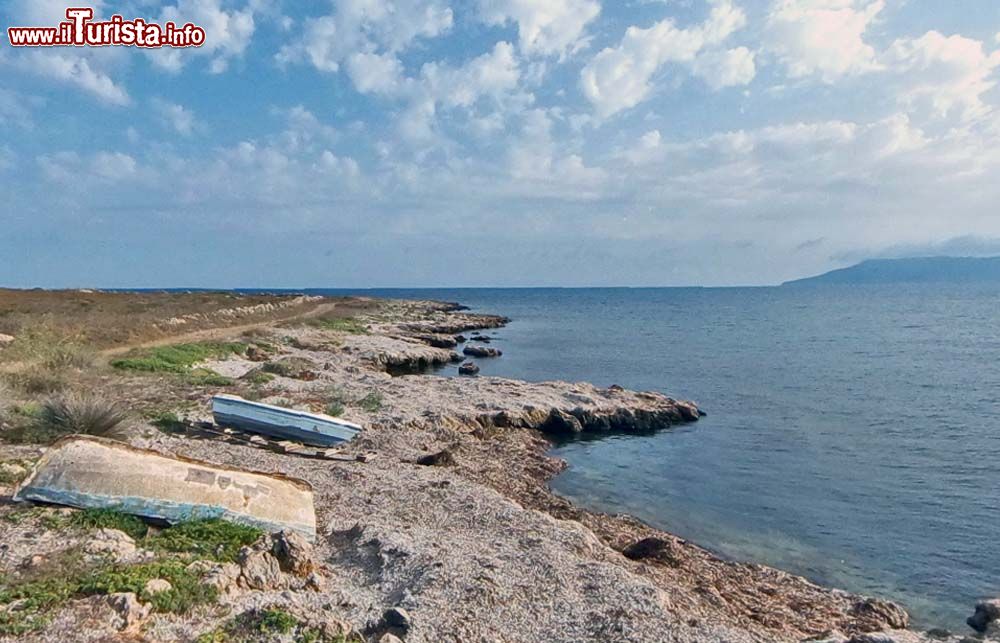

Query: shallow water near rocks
308,285,1000,631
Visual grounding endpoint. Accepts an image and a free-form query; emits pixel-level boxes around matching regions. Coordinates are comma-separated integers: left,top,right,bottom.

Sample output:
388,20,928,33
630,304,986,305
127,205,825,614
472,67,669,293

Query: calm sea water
314,285,999,630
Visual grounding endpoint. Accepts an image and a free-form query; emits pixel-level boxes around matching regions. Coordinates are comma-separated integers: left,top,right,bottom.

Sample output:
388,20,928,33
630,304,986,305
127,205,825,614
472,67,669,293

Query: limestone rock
379,634,405,643
0,333,14,346
272,530,315,577
189,560,241,593
85,528,137,561
238,544,284,590
463,345,502,358
106,592,151,633
850,598,909,631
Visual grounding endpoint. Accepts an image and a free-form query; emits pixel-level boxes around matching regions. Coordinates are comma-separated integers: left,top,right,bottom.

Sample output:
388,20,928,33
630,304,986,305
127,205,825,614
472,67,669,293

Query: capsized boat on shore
13,435,317,540
212,394,362,447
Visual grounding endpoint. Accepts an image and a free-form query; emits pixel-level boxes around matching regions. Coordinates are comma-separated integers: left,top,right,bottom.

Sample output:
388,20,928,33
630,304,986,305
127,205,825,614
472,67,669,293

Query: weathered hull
13,436,317,540
212,394,361,447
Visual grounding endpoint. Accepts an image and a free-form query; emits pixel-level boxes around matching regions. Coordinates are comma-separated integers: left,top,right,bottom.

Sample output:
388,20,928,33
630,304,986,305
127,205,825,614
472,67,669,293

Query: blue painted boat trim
17,486,316,540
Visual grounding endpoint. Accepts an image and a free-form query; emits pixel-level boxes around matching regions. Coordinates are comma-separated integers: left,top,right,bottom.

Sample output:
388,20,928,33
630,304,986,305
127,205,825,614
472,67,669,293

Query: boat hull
212,394,361,447
13,435,317,540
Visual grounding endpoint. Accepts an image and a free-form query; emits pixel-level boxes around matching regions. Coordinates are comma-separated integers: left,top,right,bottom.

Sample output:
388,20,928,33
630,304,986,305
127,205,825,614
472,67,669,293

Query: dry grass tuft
37,394,130,441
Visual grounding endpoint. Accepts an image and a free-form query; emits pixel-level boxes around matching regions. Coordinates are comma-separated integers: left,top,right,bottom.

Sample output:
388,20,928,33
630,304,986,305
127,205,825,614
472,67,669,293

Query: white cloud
152,0,255,74
276,0,452,73
693,47,757,89
884,31,1000,122
766,0,884,82
19,52,130,106
153,99,198,136
421,41,522,108
477,0,601,57
580,0,749,117
347,52,405,94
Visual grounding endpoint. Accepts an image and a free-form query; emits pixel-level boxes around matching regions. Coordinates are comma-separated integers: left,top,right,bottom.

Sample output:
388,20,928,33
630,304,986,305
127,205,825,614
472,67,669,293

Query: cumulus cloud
766,0,884,82
152,99,199,136
152,0,255,73
18,51,130,106
477,0,601,57
884,31,1000,122
276,0,452,73
580,0,750,117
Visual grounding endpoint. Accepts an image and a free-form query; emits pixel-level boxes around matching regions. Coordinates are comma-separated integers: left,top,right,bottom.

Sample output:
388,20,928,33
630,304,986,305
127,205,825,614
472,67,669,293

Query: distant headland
784,256,1000,286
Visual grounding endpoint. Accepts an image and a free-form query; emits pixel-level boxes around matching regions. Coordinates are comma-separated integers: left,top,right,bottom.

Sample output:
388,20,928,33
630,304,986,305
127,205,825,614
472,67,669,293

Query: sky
1,0,1000,288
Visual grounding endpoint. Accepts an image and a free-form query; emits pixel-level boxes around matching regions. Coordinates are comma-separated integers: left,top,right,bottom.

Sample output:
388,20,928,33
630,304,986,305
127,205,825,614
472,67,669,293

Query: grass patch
184,369,234,387
147,519,263,563
306,317,368,335
325,401,345,417
243,370,274,385
196,608,353,643
4,370,68,395
70,508,149,540
148,411,187,434
79,559,217,613
110,342,247,374
357,391,383,413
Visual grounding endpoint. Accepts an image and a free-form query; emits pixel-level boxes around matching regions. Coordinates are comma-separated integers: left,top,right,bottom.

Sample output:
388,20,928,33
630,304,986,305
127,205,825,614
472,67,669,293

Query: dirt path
100,300,360,357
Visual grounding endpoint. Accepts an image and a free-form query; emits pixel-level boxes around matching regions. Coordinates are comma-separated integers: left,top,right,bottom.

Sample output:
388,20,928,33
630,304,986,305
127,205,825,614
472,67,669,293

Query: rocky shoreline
1,295,995,642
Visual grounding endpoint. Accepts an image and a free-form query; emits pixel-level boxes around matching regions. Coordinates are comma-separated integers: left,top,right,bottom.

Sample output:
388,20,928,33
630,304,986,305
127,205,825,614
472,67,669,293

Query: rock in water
458,361,480,375
849,597,909,631
968,598,1000,632
463,345,502,358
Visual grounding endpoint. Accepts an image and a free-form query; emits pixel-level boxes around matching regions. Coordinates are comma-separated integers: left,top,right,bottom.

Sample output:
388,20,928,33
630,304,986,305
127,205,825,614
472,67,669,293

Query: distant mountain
783,256,1000,286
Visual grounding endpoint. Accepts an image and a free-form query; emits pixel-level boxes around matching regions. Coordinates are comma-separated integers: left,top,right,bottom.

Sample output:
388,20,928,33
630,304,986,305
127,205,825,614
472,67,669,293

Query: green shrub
185,369,234,387
357,391,383,413
70,508,149,540
325,401,345,417
147,518,263,563
307,317,368,334
79,559,216,613
243,370,274,385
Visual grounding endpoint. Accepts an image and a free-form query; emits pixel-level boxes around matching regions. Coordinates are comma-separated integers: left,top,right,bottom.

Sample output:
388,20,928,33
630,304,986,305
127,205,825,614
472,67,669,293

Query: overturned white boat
212,394,361,447
13,435,317,540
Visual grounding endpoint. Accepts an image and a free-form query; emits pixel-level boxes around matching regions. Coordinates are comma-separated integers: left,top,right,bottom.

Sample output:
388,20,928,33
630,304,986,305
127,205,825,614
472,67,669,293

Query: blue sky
2,0,1000,287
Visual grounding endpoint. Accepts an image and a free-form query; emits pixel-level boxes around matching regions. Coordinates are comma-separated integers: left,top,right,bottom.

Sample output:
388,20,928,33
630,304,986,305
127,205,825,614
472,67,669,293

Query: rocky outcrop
410,333,459,349
463,345,502,358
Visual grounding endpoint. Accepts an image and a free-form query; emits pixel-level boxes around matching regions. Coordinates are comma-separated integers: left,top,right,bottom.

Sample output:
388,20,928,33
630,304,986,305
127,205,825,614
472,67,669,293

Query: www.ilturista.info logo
7,7,205,48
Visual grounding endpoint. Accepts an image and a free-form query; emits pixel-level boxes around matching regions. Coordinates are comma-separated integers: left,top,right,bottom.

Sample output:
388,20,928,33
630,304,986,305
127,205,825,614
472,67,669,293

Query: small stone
458,361,479,376
379,634,404,643
383,607,411,631
305,571,326,591
0,333,14,346
106,592,151,633
143,578,172,595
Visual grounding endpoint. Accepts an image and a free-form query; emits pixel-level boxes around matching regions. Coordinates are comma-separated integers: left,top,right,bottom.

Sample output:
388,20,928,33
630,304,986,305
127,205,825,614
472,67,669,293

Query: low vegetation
3,394,129,444
146,518,263,563
261,357,318,379
196,608,354,643
357,391,383,413
110,342,247,374
0,514,262,635
306,316,369,335
69,508,149,540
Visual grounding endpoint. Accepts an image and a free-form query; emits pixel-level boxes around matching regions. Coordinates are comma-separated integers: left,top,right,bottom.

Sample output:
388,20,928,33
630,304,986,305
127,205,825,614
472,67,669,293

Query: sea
307,285,999,630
